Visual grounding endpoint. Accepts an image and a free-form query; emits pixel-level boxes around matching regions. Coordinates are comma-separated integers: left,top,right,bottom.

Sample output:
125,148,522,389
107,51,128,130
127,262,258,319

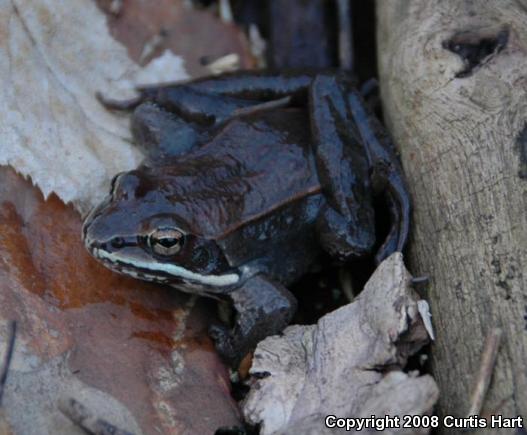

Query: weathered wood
242,254,438,435
376,1,527,432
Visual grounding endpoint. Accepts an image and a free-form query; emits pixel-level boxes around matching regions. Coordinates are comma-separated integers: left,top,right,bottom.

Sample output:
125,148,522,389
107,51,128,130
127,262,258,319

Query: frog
82,71,411,366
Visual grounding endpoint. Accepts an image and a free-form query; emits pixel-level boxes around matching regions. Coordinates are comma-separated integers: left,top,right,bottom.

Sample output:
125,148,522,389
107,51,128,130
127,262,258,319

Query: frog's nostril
111,237,126,249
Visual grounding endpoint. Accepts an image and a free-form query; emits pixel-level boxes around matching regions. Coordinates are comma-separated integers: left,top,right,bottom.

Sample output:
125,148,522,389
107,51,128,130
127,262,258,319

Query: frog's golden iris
148,228,185,256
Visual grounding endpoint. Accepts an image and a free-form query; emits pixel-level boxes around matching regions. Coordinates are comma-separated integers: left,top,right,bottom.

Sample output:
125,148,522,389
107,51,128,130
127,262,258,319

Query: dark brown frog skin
82,71,411,366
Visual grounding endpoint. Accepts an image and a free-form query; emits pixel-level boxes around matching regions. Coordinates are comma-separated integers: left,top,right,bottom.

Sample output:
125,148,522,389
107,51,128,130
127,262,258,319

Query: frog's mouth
88,245,240,288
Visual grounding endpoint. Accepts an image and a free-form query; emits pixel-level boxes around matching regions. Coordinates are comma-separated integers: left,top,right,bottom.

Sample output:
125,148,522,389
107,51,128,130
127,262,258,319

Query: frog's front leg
209,275,297,367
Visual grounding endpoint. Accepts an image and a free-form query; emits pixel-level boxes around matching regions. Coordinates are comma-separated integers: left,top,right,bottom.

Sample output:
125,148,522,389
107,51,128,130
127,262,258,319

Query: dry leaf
0,167,241,434
243,253,438,435
0,0,190,215
0,0,256,433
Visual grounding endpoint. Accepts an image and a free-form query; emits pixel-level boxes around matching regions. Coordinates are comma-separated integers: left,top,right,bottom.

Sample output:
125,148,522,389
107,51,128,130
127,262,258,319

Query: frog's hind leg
130,103,205,160
346,91,411,263
209,274,297,367
309,75,377,261
105,72,319,124
100,83,263,128
310,75,411,264
130,92,291,161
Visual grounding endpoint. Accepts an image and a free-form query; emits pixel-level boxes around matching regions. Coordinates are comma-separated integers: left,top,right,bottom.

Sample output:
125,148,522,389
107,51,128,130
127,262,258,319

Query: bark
376,1,527,432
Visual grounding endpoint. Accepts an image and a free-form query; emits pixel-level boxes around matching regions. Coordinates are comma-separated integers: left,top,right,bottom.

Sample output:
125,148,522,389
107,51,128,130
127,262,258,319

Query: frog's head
82,170,240,290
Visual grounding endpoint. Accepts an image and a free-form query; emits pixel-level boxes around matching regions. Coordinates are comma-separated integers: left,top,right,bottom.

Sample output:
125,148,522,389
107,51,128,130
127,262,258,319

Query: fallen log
377,2,527,432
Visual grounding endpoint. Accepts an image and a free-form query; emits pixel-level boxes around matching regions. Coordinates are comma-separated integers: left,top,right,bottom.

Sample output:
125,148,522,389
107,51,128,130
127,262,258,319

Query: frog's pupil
157,237,179,248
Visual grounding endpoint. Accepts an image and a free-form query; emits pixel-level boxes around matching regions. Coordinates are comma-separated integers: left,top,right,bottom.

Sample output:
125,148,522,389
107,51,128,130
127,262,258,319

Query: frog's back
152,109,323,240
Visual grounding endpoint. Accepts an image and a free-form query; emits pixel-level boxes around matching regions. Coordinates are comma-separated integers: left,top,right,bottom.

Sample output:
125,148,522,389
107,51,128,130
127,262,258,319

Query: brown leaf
96,0,255,75
0,167,241,434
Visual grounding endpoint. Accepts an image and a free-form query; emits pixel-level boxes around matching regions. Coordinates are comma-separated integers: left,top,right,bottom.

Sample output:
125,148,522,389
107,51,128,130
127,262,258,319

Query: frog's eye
149,228,185,256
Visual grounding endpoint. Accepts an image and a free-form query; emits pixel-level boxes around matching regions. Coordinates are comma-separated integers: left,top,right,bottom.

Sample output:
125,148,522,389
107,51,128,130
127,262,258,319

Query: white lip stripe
94,249,240,286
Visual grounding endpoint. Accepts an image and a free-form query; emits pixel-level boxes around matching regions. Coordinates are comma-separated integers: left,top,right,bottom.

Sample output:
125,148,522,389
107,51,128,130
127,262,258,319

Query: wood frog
82,72,410,366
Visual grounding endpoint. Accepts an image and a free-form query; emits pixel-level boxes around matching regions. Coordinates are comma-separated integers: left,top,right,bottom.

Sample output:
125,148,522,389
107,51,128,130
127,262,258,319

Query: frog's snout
82,208,104,252
82,192,113,241
81,212,96,248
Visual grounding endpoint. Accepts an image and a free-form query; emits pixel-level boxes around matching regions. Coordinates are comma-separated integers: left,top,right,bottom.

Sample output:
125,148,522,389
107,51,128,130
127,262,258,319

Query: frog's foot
208,324,237,361
309,75,411,263
345,91,411,263
98,84,266,128
209,274,297,367
309,75,377,261
359,78,378,98
317,205,375,262
374,187,409,264
131,103,204,160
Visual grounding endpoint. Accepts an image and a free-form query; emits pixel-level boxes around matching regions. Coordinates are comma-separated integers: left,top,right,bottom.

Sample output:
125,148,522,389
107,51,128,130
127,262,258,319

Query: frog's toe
131,103,201,159
317,206,375,261
209,324,238,364
374,190,403,264
372,172,411,264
